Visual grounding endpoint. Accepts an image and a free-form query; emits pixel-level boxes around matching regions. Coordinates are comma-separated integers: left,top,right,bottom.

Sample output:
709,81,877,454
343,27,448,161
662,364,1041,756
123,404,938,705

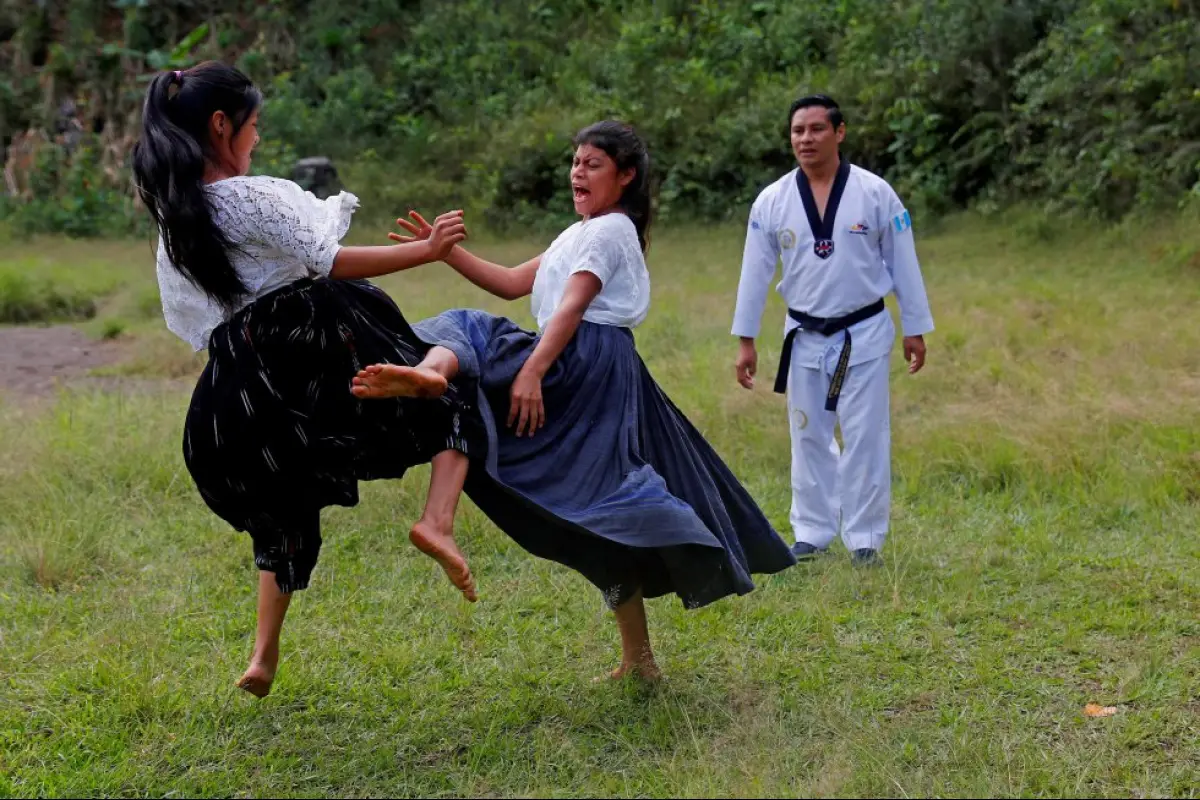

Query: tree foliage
1,0,1197,235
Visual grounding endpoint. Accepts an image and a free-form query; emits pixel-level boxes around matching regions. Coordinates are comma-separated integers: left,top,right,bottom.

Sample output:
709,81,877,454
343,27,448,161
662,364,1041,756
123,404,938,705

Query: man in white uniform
731,94,934,566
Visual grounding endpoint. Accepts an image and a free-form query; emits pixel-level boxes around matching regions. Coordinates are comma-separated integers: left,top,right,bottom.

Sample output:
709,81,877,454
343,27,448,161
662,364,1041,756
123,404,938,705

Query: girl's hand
388,210,434,243
507,365,546,437
424,210,467,260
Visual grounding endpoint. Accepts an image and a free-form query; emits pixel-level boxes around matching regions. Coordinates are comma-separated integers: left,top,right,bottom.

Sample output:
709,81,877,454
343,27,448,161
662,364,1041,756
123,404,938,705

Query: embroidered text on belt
773,299,887,411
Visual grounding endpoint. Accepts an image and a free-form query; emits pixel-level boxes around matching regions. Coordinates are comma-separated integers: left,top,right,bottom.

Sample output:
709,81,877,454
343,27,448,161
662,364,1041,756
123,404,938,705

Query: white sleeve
879,186,934,337
156,241,220,352
217,178,359,277
569,215,630,286
730,193,779,339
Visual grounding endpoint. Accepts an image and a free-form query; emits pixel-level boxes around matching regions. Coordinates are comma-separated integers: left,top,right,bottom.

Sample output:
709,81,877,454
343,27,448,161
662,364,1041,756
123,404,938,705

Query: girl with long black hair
132,61,484,697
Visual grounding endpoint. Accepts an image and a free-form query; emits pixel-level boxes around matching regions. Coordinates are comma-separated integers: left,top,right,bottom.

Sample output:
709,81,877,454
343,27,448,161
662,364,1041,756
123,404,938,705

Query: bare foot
236,658,276,698
351,364,448,399
593,662,663,684
410,519,478,602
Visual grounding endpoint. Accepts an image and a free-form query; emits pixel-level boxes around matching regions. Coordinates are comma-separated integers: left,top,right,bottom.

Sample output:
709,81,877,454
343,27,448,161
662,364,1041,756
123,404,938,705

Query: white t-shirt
155,175,359,351
529,212,650,330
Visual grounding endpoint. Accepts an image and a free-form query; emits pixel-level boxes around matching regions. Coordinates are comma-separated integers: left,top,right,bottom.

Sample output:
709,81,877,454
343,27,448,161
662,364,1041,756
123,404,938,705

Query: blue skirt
413,310,796,609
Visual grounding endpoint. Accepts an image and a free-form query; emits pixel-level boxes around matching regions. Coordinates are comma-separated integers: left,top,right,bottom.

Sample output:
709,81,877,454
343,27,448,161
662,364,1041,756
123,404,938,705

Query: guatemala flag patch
892,210,912,233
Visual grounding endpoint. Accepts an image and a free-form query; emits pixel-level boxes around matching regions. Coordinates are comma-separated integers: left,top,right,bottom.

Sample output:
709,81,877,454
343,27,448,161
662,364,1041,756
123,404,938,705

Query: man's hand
736,338,758,389
903,335,926,374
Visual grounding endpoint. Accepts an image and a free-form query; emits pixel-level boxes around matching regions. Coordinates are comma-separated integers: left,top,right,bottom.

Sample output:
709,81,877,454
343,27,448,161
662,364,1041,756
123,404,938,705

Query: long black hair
573,121,653,253
131,61,263,309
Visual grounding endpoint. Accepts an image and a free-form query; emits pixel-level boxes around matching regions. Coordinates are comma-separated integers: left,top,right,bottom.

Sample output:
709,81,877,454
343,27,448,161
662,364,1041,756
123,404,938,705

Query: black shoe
791,542,823,561
851,548,880,567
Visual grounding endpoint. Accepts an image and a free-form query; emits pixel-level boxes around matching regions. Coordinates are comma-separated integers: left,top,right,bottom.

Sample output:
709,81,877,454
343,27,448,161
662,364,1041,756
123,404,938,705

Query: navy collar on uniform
795,155,851,241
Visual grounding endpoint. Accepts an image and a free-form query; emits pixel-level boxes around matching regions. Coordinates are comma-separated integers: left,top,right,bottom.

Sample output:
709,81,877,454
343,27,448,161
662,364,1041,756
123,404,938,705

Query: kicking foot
351,364,448,399
593,662,663,684
410,520,478,602
236,659,276,698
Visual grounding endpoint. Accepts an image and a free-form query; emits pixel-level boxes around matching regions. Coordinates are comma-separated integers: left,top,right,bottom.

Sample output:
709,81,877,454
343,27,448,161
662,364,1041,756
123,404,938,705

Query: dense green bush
0,138,149,238
1,0,1196,236
1007,0,1200,216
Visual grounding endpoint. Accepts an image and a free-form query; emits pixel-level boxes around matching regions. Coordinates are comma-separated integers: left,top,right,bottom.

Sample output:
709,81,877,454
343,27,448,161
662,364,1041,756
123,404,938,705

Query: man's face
790,106,845,169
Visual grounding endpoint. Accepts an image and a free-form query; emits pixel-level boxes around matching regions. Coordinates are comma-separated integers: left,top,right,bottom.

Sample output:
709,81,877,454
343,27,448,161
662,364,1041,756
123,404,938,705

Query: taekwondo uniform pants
787,346,891,553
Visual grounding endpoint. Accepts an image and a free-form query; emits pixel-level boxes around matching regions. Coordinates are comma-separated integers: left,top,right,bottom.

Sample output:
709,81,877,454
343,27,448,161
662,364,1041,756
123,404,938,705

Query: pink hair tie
174,70,183,80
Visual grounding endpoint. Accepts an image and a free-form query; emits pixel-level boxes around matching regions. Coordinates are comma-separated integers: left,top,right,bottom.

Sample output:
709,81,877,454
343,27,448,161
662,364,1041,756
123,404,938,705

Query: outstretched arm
445,247,541,300
389,211,540,299
329,211,466,280
507,271,601,437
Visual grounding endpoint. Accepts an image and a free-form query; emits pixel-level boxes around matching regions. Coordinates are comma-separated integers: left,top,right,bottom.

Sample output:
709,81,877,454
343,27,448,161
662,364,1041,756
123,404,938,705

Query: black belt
773,299,886,411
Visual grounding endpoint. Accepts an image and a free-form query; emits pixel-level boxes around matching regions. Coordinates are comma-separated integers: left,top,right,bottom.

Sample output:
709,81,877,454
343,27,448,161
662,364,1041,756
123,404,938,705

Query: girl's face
210,108,260,177
570,144,634,218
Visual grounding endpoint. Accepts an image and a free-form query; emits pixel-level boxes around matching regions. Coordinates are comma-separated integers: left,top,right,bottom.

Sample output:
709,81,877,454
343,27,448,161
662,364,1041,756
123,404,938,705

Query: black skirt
183,278,486,593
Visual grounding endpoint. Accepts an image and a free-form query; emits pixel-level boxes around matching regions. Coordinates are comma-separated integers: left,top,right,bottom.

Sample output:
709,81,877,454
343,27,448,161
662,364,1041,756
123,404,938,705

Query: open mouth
573,185,591,203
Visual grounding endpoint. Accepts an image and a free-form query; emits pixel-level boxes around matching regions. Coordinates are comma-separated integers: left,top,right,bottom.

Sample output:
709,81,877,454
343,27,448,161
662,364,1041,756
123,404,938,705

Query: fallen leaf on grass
1083,703,1118,717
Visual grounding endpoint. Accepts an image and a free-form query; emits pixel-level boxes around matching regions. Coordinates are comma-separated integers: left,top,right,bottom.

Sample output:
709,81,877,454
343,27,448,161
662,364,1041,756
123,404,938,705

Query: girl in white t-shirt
353,121,796,682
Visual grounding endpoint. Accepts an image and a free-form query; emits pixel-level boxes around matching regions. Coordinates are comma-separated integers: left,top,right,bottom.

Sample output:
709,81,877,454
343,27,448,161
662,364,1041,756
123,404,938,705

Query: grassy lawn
1,208,1198,797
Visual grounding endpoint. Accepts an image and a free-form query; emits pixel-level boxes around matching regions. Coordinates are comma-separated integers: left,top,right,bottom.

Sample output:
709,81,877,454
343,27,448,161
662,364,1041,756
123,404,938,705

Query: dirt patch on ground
0,325,148,399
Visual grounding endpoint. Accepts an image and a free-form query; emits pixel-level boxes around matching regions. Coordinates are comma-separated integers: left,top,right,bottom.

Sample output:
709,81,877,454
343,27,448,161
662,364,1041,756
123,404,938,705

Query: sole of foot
410,522,478,602
351,364,448,399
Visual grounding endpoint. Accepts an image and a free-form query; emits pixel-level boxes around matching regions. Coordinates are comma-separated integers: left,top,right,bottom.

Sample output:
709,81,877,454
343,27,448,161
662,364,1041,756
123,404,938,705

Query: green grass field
2,209,1199,797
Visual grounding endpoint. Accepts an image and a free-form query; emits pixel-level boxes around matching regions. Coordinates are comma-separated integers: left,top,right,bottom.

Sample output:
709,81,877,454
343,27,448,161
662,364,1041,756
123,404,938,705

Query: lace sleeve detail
156,239,222,352
209,176,359,276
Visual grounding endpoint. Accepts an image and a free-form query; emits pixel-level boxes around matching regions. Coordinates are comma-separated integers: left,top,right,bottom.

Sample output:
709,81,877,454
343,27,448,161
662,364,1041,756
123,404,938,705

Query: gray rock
291,157,342,199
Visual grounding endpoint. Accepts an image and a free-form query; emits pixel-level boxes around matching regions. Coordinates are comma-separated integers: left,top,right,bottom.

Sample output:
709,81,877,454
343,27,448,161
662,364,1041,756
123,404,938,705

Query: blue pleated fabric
413,310,796,609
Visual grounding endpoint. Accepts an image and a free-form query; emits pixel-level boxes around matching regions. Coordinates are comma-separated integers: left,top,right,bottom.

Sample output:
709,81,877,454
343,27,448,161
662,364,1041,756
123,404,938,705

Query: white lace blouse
155,175,359,351
530,212,650,330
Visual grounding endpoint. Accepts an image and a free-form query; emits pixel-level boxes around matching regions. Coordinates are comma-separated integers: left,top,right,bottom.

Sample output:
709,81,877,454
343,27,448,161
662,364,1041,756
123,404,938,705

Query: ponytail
131,62,263,309
618,149,652,254
573,121,653,253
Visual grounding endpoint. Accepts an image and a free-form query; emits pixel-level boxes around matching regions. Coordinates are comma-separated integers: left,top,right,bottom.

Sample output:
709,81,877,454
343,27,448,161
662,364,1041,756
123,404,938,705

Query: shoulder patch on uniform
892,210,912,233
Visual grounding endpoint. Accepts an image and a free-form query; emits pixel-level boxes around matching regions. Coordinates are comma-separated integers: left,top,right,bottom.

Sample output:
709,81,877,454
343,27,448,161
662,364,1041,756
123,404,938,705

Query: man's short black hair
788,94,845,130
